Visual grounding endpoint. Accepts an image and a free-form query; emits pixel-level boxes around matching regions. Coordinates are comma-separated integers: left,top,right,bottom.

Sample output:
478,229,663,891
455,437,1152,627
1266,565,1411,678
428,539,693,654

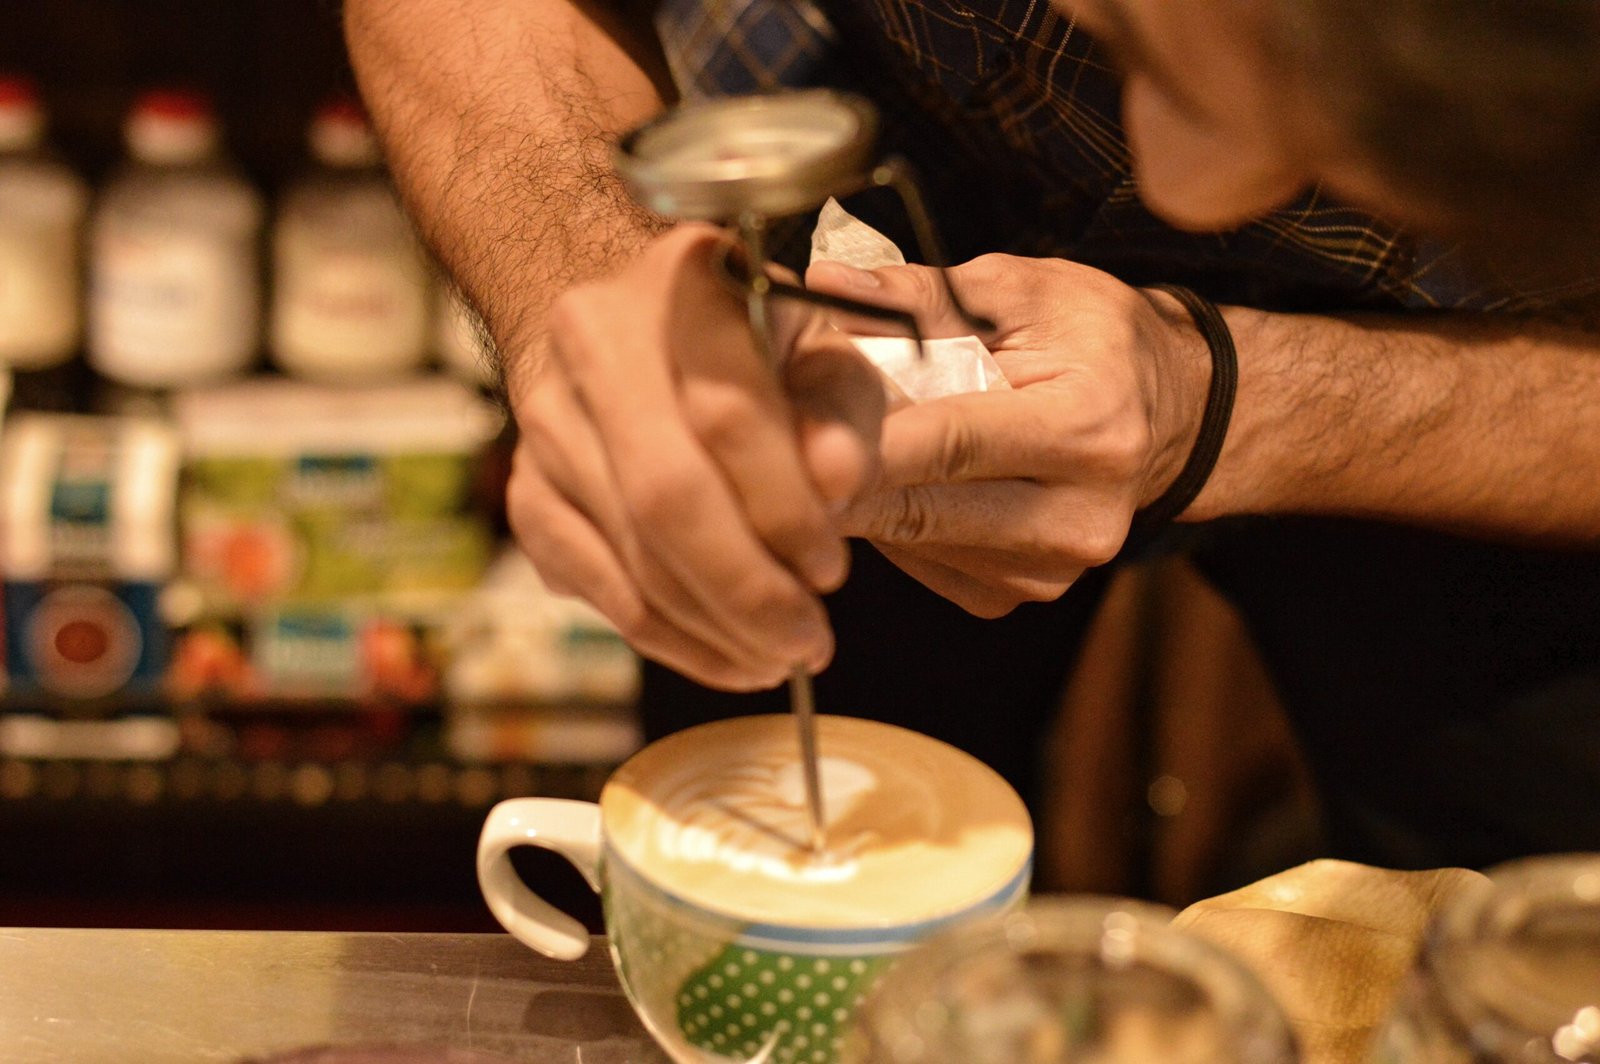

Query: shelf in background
0,707,627,933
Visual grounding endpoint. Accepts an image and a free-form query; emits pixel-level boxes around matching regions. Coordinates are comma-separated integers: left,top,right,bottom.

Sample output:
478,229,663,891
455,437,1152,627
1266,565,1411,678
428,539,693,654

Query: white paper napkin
809,198,1008,402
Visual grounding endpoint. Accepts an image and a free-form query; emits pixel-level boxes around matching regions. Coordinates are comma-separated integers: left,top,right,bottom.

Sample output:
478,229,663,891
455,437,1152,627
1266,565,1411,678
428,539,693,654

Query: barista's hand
806,254,1213,617
508,224,884,690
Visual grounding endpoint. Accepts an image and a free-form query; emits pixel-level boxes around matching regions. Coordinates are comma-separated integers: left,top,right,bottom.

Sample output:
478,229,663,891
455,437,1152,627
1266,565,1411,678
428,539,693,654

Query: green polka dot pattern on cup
675,945,891,1063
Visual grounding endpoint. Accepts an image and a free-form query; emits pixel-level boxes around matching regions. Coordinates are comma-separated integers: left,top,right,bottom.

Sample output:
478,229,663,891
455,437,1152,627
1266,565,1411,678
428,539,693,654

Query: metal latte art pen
738,212,828,856
788,666,827,854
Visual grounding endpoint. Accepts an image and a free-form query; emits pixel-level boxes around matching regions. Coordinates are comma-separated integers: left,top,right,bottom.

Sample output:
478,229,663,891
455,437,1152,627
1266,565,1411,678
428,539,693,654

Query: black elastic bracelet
1130,283,1238,536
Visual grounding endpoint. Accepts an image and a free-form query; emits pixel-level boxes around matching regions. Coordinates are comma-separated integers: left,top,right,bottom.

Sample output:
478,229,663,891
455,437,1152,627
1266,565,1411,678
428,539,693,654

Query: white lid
309,97,381,168
0,76,44,153
125,89,219,165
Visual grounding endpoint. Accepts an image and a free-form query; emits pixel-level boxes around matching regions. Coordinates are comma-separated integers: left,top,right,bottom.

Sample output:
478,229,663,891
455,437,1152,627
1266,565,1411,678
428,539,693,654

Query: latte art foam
603,715,1032,927
651,754,923,884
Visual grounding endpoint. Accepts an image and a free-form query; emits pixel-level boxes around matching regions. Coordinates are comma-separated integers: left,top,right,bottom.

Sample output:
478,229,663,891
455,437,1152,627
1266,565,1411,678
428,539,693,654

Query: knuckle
504,453,537,517
514,400,569,465
908,264,946,310
551,280,658,371
884,264,948,321
1075,519,1127,568
545,288,592,347
935,418,980,480
1007,573,1074,605
953,571,1068,619
1016,584,1059,605
623,460,698,529
536,567,580,599
961,590,1021,619
603,598,653,644
1101,418,1153,480
505,481,557,550
685,380,762,454
544,291,608,381
722,578,776,623
725,576,802,632
1094,290,1147,349
754,506,829,564
653,223,720,261
960,254,1009,290
628,571,694,634
881,487,937,544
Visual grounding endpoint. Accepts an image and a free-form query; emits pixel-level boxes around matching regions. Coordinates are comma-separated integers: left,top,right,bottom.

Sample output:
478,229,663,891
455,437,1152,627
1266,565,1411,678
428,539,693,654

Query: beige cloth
1174,859,1487,1064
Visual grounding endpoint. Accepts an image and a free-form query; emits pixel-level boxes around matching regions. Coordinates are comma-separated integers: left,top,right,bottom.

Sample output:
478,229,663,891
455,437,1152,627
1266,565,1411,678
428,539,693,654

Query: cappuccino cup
477,714,1033,1064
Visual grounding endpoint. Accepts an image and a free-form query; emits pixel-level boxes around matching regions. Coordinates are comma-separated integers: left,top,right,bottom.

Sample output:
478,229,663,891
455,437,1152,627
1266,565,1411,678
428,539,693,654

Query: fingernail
815,262,881,289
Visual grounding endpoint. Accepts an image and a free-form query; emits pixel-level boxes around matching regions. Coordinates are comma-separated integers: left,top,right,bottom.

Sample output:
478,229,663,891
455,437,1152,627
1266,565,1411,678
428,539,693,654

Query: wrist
1140,286,1214,505
1183,304,1369,523
463,199,667,405
1135,285,1238,528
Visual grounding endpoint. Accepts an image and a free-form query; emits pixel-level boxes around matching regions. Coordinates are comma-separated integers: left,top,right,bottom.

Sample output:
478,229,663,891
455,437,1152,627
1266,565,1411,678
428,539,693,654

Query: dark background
1,0,355,188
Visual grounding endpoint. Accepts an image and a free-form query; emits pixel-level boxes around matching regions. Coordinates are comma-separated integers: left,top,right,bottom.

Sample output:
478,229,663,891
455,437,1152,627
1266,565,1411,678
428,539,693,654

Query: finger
873,390,1081,487
885,538,1084,601
519,377,820,674
805,260,971,339
839,480,1023,549
552,228,846,599
840,480,1129,569
677,370,849,591
785,326,886,507
506,440,645,624
547,232,837,666
682,249,855,588
508,456,786,691
799,420,874,516
872,544,1035,619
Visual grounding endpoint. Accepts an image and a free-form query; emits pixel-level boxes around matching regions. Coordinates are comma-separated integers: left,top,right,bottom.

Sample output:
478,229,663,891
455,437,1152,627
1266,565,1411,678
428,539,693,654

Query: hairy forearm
1191,308,1600,542
344,0,669,397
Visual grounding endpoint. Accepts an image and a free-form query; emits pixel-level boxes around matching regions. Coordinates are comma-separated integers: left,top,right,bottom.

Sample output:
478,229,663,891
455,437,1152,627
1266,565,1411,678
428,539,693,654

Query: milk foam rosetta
602,715,1032,927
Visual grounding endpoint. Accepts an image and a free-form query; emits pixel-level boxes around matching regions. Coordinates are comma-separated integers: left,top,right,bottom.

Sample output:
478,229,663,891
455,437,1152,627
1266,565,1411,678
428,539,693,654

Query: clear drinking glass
846,896,1299,1064
1373,854,1600,1063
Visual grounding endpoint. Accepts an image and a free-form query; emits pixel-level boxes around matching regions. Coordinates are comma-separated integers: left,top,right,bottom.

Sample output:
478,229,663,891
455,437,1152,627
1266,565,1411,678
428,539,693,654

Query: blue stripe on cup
603,843,1031,950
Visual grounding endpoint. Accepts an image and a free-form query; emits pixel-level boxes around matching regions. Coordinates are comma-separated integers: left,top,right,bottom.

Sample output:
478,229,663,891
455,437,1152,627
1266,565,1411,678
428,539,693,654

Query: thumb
805,260,971,339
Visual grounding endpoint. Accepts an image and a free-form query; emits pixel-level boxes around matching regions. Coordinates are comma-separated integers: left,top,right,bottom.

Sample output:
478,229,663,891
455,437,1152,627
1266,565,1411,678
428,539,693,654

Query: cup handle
477,797,602,961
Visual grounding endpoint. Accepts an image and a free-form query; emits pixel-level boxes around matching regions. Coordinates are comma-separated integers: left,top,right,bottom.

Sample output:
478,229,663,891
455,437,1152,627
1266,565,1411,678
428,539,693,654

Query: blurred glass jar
271,97,430,384
89,88,263,389
0,75,88,372
1374,854,1600,1063
848,896,1298,1064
